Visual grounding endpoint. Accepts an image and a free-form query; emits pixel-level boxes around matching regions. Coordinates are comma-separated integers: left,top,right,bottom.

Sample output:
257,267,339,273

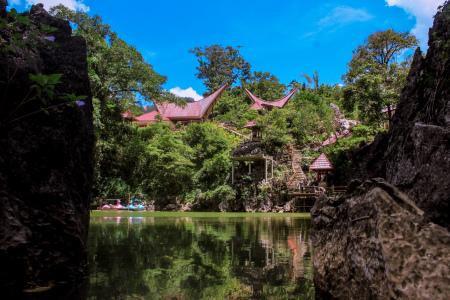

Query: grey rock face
311,179,450,299
0,4,93,292
348,4,450,230
329,103,359,135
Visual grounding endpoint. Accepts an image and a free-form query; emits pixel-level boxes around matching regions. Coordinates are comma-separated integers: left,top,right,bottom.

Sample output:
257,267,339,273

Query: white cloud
319,6,374,28
169,87,202,101
385,0,444,48
13,0,90,11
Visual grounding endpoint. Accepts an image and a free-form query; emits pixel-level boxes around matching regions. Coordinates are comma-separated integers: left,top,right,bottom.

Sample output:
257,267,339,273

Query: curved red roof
135,110,171,122
244,120,258,128
310,153,334,170
155,84,228,121
245,88,297,111
132,111,174,127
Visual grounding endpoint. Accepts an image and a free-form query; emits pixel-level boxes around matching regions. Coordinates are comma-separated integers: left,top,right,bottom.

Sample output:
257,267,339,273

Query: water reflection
87,215,314,299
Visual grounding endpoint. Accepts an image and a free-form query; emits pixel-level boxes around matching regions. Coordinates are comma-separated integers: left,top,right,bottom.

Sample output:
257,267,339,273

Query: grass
90,210,311,218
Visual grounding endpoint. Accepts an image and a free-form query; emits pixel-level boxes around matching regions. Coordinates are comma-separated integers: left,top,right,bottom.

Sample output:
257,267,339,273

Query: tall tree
189,45,251,95
244,71,287,101
342,29,418,126
49,5,181,132
49,6,183,200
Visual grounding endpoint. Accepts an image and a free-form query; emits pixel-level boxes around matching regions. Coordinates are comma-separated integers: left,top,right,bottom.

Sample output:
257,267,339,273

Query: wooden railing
284,144,297,187
288,185,348,196
216,122,251,141
331,186,347,194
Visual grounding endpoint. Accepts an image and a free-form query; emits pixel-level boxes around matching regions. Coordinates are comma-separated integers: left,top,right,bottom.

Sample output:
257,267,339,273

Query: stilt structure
230,155,274,184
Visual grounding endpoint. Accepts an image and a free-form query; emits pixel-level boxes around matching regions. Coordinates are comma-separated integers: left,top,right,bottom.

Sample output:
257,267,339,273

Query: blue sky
8,0,444,100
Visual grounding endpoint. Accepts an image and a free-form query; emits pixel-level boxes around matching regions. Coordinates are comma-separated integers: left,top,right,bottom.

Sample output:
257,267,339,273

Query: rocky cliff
0,2,93,293
311,3,450,299
348,3,450,230
312,179,450,299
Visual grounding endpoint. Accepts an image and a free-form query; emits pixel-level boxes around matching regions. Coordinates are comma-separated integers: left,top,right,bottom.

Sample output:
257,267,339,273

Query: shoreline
90,211,311,218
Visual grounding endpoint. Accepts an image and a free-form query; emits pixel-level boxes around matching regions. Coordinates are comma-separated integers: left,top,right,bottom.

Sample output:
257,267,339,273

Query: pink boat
102,199,124,210
110,203,125,210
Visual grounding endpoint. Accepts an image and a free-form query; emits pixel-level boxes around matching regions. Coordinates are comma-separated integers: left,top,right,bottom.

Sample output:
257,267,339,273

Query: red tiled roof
246,88,297,111
155,84,228,121
322,132,354,146
310,153,334,170
244,120,258,128
134,110,173,124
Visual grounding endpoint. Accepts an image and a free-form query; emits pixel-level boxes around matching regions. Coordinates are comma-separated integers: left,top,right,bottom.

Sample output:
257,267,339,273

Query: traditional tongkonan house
154,83,228,124
309,152,334,187
245,88,298,112
243,88,298,139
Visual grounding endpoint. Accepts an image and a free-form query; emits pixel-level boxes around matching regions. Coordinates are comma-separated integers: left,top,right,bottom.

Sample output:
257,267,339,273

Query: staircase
217,123,250,140
288,148,306,189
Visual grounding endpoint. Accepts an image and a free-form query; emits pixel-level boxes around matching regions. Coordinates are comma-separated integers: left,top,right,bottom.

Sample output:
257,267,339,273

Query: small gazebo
309,153,334,186
243,120,261,140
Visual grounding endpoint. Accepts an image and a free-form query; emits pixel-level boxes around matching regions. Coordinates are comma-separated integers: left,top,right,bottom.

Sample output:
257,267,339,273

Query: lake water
86,212,314,299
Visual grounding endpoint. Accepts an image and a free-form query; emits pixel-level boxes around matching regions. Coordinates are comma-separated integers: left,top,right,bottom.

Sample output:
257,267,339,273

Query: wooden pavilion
243,120,261,140
309,153,334,186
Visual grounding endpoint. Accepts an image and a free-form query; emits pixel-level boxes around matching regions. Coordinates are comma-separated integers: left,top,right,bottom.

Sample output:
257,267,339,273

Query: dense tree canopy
50,5,169,107
244,71,287,101
341,29,418,126
38,7,415,204
189,45,252,95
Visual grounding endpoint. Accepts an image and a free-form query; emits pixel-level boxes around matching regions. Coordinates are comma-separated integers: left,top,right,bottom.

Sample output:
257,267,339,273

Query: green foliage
49,6,188,204
196,185,236,209
49,5,181,139
189,45,251,94
0,8,58,59
92,121,238,207
257,108,294,149
342,29,418,126
283,88,334,145
323,124,379,184
0,8,84,127
243,71,287,101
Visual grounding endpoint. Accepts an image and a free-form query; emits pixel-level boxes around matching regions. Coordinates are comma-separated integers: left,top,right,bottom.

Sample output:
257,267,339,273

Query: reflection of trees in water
228,217,314,298
87,216,314,299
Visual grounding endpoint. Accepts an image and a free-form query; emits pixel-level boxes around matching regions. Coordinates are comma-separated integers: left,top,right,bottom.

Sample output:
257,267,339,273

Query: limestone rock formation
348,3,450,230
311,179,450,299
0,3,93,293
329,103,359,135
